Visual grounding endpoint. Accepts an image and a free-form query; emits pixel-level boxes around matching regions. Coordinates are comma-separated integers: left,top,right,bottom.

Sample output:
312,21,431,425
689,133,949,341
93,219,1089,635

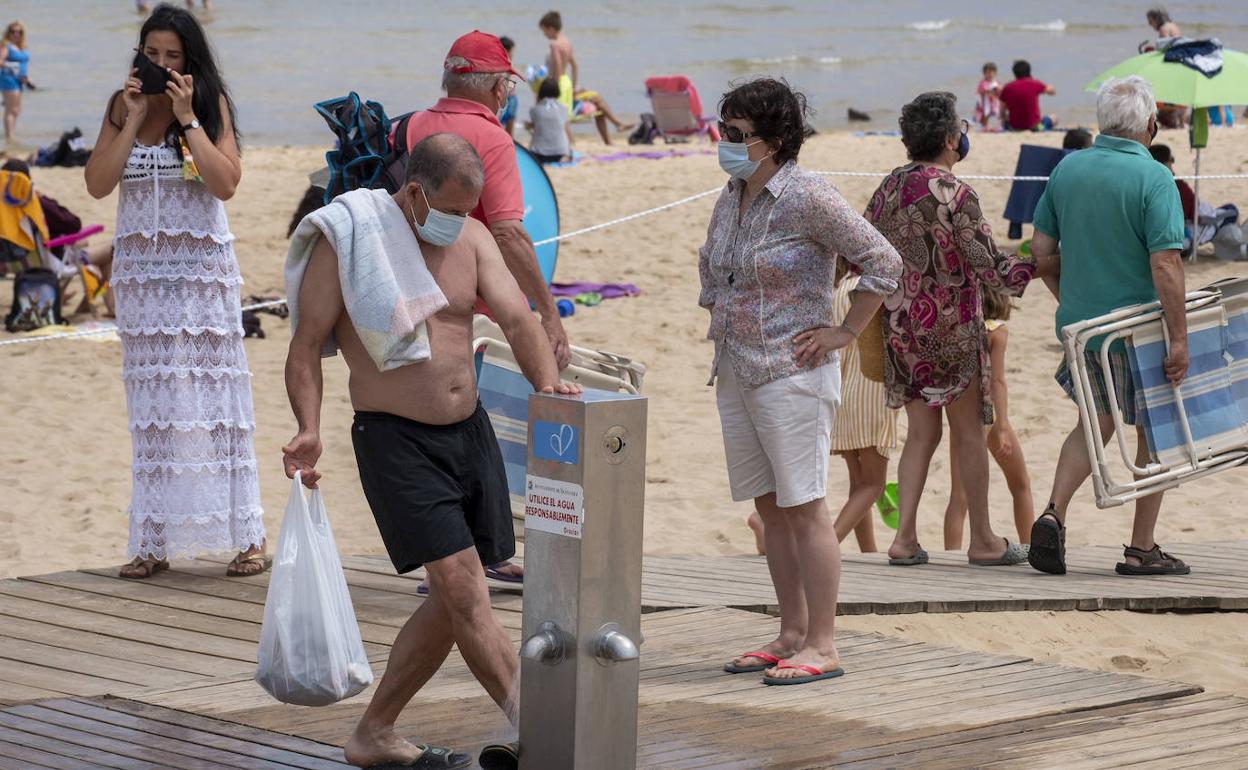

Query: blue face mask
718,139,766,180
411,185,467,247
956,130,971,161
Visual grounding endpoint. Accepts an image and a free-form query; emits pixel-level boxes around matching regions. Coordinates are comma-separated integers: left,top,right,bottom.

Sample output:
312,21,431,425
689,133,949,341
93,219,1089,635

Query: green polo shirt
1033,134,1184,350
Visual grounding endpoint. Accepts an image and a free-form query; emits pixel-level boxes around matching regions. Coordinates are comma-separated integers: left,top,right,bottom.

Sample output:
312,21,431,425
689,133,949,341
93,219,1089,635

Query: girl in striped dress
829,261,898,552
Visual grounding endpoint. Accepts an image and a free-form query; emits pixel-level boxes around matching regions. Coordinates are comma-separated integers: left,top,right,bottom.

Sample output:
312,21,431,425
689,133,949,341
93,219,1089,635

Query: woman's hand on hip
792,326,854,368
166,70,196,126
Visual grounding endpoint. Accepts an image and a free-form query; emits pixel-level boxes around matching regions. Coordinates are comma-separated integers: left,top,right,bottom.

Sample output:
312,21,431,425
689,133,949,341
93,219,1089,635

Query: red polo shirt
403,97,525,226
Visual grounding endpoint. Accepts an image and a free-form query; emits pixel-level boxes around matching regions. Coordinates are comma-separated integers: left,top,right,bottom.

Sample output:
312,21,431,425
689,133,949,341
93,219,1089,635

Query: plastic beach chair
472,315,645,538
1061,277,1248,508
644,76,721,143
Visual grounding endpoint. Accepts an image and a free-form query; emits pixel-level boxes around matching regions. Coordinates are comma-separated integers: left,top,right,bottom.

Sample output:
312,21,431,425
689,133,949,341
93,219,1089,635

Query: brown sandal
1115,544,1190,576
119,556,169,579
226,553,271,577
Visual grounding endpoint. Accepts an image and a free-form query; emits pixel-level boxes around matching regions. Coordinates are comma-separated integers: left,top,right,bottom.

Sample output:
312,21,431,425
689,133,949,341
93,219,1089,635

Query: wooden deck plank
636,541,1248,614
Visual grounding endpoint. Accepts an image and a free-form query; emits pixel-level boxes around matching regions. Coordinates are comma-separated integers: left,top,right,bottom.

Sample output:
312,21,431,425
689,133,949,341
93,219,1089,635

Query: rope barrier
814,171,1248,181
0,298,288,347
5,165,1245,348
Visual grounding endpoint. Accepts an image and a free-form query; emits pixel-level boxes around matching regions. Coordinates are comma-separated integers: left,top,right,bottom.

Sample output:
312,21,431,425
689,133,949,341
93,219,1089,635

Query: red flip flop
723,650,782,674
762,661,845,686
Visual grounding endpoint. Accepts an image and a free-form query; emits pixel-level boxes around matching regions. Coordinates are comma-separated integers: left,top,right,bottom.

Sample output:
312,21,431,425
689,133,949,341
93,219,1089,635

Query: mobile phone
133,50,171,95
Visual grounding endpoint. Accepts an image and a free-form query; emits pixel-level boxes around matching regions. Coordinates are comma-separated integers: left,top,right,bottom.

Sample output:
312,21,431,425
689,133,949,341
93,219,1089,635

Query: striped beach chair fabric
1063,279,1248,507
1126,302,1248,467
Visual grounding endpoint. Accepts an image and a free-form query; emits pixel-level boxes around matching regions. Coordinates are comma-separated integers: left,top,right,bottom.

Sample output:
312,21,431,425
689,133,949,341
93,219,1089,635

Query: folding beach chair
1061,277,1248,507
472,315,646,539
643,76,721,143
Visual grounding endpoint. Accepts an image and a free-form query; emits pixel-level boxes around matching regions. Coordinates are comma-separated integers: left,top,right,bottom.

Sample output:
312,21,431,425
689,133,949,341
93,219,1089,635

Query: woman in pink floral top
864,91,1038,568
700,79,901,686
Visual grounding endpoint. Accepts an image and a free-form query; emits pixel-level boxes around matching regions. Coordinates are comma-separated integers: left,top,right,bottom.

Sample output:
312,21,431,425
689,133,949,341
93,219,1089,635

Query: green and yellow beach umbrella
1085,49,1248,108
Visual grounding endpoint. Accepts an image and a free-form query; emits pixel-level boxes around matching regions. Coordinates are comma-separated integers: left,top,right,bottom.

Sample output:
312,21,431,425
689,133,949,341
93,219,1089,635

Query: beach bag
255,473,373,706
313,92,416,203
856,310,886,383
628,113,658,145
5,267,63,332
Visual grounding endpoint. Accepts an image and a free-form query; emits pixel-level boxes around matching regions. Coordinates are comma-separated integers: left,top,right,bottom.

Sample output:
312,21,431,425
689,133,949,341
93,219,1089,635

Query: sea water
7,0,1247,147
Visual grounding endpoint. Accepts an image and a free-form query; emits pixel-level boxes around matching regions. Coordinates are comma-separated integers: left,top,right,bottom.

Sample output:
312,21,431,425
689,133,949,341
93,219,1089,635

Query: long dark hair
109,3,240,149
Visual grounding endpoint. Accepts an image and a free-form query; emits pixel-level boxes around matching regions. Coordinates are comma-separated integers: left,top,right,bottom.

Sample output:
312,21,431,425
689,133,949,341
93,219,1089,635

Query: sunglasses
717,120,760,144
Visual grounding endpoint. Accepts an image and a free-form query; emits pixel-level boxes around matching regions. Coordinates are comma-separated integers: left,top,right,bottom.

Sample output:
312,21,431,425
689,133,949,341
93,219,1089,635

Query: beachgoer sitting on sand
538,10,634,146
943,287,1035,550
865,91,1048,568
1028,76,1190,577
974,62,1001,132
284,132,580,769
526,75,570,164
704,78,902,685
1062,128,1093,150
999,60,1058,132
1148,143,1196,224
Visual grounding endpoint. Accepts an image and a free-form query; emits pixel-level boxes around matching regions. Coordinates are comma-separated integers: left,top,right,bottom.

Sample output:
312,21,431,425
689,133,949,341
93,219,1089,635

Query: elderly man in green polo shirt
1027,75,1190,578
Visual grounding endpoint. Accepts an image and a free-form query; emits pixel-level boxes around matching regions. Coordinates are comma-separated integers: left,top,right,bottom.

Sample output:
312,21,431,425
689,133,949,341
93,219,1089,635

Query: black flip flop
1028,509,1066,575
479,741,519,770
366,745,472,769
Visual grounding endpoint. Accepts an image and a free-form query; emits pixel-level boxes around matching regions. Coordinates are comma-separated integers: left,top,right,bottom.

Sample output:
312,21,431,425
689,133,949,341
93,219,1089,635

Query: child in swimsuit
943,287,1035,549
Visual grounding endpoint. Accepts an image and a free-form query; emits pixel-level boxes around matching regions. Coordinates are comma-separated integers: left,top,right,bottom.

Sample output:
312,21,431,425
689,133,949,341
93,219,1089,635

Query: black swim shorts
351,404,515,574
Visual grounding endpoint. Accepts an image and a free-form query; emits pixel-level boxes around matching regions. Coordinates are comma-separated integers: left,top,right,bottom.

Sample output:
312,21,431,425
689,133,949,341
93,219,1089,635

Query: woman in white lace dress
85,4,265,578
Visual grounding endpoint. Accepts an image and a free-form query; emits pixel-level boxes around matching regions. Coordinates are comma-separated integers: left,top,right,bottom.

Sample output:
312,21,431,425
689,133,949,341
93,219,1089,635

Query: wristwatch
182,118,200,132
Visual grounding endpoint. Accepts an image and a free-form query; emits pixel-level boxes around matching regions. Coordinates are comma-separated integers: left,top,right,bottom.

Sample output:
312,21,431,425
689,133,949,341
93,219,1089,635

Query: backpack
5,267,63,332
628,113,658,145
313,93,416,203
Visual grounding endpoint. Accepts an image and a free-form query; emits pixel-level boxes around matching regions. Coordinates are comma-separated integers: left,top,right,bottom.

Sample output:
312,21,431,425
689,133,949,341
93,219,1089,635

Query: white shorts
715,359,840,508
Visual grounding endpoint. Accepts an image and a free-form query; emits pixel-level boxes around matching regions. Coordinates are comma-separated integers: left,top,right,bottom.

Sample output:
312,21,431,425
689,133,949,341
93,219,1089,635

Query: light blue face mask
411,185,467,246
717,139,767,180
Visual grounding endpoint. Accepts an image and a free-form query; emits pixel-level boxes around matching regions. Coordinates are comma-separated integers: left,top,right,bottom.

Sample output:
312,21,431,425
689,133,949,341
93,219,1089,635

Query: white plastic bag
255,472,373,706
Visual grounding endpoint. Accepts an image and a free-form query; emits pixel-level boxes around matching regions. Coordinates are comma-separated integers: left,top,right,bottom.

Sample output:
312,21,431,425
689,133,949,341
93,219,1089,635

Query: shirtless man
538,9,632,145
283,133,579,769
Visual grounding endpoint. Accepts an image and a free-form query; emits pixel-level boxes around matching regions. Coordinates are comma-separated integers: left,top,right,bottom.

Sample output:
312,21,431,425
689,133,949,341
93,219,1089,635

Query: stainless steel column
518,390,648,770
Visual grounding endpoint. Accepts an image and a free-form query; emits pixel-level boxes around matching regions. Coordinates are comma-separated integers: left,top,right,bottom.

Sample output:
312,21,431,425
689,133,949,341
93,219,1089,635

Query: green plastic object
875,482,899,530
1190,106,1209,149
1018,239,1032,257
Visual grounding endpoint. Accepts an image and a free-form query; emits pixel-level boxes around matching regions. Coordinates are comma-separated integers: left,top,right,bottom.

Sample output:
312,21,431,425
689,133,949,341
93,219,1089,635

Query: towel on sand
285,188,447,372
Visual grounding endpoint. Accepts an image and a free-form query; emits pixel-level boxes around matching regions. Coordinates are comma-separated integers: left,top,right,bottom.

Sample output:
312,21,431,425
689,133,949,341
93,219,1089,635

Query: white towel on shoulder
285,188,448,371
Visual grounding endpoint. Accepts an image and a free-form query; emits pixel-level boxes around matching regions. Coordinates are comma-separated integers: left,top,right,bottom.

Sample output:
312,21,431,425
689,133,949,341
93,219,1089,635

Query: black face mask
133,49,172,95
1148,118,1159,142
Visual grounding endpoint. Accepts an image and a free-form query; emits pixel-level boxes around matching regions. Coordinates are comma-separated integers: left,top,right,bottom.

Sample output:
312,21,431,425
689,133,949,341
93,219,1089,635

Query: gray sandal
889,547,929,566
969,539,1028,566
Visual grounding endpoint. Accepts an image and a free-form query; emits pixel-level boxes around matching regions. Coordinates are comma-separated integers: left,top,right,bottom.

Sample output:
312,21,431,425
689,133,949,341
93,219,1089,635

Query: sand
2,126,1247,693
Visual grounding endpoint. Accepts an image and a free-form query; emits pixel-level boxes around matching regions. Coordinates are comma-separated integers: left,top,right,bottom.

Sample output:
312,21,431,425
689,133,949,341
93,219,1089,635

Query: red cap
445,30,523,79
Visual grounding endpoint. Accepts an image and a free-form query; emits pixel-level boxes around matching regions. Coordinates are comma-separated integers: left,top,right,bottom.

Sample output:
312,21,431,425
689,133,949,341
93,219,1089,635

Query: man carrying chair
1028,75,1191,577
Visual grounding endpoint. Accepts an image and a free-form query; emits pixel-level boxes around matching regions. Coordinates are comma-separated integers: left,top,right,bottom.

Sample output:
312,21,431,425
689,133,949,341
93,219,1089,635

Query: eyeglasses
718,120,759,144
499,77,518,95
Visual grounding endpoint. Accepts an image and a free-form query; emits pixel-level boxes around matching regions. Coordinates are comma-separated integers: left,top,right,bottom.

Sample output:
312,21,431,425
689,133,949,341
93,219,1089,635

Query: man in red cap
403,30,569,371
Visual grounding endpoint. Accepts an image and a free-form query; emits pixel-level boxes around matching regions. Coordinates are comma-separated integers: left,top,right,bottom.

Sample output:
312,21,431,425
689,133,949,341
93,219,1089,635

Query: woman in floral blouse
864,91,1038,567
699,78,902,685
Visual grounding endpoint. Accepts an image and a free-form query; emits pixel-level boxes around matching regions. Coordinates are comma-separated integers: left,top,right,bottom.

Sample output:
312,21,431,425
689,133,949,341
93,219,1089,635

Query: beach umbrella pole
1190,148,1201,261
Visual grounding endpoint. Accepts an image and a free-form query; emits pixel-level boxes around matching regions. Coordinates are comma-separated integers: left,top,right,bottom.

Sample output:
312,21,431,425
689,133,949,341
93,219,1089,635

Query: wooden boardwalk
0,555,1243,768
632,540,1248,615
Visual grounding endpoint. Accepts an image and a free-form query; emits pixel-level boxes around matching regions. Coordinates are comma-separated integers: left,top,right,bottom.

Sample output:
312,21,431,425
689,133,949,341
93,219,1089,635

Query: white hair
441,56,505,93
1096,76,1156,136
